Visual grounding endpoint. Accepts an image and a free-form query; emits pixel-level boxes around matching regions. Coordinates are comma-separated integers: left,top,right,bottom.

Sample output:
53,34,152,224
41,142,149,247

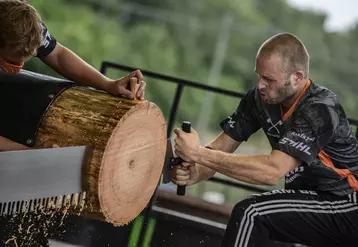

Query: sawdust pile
1,193,87,247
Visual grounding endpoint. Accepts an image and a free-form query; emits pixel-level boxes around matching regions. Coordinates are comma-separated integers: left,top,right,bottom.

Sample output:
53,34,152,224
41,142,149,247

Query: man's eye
263,76,273,82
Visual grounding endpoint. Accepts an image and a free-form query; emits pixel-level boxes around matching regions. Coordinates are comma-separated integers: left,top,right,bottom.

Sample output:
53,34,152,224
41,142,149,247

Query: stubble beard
266,78,296,104
278,79,296,104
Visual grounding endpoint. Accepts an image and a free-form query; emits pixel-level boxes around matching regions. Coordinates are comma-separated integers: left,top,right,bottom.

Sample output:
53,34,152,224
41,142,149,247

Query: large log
34,86,167,226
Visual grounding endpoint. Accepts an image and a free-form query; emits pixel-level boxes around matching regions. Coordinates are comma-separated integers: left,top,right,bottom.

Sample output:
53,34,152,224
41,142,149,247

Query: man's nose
257,77,266,90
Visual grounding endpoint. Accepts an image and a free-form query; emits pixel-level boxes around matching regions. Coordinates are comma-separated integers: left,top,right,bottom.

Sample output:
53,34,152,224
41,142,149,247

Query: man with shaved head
172,33,358,246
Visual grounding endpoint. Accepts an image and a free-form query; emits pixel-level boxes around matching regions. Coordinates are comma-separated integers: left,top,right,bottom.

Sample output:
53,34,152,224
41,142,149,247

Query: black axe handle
176,121,191,196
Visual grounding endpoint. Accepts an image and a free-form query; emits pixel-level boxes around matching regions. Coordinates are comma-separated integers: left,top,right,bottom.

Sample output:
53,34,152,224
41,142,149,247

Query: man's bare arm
40,43,111,91
196,148,300,186
41,43,145,99
0,136,30,152
193,131,242,183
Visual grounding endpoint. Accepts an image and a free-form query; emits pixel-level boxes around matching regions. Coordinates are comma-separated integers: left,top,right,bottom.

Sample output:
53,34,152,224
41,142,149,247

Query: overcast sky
286,0,358,32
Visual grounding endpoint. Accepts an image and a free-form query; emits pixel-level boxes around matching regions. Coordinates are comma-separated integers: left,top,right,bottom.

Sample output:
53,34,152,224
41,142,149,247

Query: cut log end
35,87,167,225
96,101,166,225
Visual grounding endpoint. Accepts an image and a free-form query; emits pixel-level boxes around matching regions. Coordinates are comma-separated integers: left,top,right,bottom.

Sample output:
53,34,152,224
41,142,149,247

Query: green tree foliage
28,0,358,133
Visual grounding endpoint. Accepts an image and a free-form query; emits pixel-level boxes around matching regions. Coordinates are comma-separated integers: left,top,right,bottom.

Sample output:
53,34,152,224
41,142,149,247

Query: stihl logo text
279,137,311,155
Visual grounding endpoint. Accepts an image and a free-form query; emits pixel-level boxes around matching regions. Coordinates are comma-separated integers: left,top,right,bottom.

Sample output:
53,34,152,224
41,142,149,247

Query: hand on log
106,69,146,100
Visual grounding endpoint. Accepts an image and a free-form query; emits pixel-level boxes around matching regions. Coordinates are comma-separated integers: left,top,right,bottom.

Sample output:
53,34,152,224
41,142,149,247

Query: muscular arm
0,136,30,151
195,132,242,182
196,148,300,186
40,43,112,91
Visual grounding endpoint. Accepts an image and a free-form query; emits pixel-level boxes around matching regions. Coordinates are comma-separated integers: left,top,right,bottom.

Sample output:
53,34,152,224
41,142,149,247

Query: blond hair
0,0,43,57
258,33,310,78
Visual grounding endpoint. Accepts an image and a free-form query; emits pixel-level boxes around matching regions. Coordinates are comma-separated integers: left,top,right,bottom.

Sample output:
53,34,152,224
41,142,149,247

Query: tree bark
34,86,167,225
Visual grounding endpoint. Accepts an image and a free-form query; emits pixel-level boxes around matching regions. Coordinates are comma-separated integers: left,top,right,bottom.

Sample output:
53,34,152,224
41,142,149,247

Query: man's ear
291,70,304,87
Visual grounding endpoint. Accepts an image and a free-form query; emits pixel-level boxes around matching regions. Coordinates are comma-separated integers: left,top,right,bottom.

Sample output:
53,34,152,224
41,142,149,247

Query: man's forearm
44,45,111,91
196,163,216,183
0,136,30,151
197,147,279,186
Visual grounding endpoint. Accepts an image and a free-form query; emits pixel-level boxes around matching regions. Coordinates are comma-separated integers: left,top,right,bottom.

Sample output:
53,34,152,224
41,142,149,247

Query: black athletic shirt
220,79,358,196
36,22,57,57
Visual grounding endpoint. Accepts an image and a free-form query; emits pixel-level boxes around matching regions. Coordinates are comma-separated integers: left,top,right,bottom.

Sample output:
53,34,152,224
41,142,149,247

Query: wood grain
34,86,167,225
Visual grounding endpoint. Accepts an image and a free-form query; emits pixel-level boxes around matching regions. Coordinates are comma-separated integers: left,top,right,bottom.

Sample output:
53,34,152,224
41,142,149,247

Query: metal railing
100,60,358,247
100,61,246,137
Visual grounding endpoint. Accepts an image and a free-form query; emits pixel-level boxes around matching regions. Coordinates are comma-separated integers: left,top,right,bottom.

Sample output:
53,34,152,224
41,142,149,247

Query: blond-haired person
0,0,146,151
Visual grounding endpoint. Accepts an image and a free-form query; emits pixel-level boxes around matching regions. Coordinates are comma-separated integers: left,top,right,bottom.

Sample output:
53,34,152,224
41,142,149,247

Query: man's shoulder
303,81,340,109
296,81,343,128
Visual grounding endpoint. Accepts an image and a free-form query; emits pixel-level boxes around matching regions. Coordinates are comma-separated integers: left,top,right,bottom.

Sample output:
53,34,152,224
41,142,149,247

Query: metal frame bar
100,61,358,246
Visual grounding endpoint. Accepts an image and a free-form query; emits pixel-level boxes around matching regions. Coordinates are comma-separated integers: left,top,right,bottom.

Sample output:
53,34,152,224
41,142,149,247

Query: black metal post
99,62,108,75
167,84,185,137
